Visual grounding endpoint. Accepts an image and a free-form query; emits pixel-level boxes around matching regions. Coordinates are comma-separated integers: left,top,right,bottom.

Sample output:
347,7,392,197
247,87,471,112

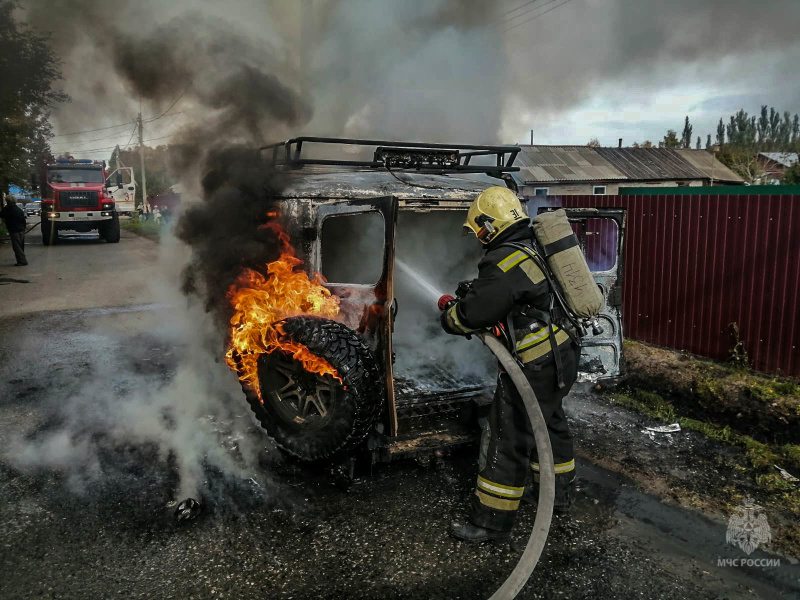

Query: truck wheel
41,218,57,246
245,316,384,462
105,215,121,243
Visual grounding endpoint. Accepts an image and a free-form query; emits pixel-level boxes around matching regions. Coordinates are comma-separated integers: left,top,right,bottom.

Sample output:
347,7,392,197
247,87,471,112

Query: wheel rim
258,351,338,431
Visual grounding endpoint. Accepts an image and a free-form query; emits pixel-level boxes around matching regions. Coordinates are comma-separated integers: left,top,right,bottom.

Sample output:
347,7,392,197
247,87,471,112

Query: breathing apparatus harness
495,235,582,389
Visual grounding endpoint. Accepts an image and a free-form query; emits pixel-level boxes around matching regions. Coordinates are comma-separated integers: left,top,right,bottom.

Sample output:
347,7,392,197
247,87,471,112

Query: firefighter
440,186,580,543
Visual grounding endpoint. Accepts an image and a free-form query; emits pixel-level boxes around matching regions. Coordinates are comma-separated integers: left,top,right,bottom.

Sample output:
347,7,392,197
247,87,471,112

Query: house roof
674,149,744,183
516,146,743,184
759,152,799,168
515,146,626,182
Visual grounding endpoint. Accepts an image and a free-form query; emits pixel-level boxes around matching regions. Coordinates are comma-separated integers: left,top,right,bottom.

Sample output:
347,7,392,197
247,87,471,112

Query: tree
681,116,693,148
780,111,792,146
782,162,800,185
586,137,600,147
0,2,68,195
769,107,781,143
706,134,712,150
757,105,770,146
695,136,701,149
717,148,766,183
662,129,681,148
716,118,725,146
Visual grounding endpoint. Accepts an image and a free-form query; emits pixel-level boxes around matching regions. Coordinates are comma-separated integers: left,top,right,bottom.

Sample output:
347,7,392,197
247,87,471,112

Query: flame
225,222,341,399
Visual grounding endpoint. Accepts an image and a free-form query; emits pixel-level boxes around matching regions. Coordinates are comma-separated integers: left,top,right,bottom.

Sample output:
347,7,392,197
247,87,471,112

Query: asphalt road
1,231,798,599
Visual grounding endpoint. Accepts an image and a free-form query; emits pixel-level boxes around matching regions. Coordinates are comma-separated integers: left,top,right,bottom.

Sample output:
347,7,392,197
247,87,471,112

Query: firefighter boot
449,520,511,544
523,475,575,514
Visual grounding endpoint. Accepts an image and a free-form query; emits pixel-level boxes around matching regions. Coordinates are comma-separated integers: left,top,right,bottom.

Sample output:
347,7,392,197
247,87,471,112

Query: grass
120,218,167,240
607,388,800,499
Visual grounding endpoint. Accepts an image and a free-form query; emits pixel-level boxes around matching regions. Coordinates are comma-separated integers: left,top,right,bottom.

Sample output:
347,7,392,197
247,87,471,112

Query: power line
50,120,136,138
50,128,139,149
49,86,188,138
503,0,539,17
64,134,175,155
503,0,544,22
505,0,575,32
144,86,190,122
504,0,557,26
121,123,139,150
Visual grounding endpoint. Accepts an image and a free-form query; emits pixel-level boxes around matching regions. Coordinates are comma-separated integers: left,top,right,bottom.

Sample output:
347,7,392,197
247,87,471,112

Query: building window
534,187,549,196
593,185,607,195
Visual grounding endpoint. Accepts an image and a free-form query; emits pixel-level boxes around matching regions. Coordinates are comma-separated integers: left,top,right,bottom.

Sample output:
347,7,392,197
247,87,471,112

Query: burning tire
247,316,383,462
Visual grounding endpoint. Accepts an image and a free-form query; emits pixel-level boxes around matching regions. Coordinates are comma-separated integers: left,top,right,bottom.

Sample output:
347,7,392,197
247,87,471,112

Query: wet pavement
1,235,799,599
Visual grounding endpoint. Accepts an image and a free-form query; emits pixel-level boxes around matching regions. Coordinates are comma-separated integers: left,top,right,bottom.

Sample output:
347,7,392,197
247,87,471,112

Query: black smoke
174,147,285,321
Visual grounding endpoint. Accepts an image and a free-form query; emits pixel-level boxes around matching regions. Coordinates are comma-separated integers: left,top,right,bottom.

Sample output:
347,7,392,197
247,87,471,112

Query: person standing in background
0,196,28,266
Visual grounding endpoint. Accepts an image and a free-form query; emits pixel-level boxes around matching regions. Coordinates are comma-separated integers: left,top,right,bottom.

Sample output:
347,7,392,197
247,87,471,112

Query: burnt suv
234,138,626,467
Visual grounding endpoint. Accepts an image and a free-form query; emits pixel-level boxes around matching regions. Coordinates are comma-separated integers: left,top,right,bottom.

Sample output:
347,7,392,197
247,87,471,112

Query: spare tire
244,316,383,462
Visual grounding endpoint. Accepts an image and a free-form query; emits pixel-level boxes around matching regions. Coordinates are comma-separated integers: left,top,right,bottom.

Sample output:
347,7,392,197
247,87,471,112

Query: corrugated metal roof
674,149,744,183
594,147,706,181
759,152,799,168
515,146,626,182
517,146,733,183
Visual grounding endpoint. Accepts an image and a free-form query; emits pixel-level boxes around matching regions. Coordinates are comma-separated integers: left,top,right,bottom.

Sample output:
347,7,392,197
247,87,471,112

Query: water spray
399,258,556,599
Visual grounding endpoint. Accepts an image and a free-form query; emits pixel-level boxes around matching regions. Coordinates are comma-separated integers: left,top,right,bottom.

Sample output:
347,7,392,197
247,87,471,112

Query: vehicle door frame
537,206,627,381
306,196,400,435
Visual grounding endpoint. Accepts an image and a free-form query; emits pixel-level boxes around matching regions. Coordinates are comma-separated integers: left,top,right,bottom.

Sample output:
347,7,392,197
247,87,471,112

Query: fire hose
478,332,555,600
439,293,554,600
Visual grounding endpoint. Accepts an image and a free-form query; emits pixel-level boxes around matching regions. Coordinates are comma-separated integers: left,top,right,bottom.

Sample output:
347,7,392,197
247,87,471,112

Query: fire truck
40,158,121,245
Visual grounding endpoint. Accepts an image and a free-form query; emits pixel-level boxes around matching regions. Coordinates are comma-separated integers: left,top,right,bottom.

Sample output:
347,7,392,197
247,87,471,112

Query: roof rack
259,137,520,177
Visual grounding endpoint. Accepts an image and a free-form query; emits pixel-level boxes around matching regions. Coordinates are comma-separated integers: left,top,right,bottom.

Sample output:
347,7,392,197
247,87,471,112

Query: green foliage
662,129,681,148
610,389,677,421
681,116,693,148
120,217,166,239
609,388,800,470
782,162,800,185
0,1,68,194
755,472,796,493
746,379,800,401
671,105,799,164
728,322,750,369
586,137,600,147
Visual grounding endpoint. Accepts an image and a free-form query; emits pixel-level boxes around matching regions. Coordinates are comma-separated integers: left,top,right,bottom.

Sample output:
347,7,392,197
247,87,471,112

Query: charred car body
232,138,626,467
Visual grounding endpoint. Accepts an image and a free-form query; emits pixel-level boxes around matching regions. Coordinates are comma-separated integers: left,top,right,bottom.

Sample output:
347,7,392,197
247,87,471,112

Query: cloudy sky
30,0,800,155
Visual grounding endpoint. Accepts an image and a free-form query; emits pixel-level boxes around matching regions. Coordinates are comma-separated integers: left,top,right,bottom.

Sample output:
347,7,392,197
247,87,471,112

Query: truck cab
40,158,121,245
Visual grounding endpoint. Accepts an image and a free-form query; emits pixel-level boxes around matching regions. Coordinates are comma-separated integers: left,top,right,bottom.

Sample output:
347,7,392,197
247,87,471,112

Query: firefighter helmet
463,186,527,244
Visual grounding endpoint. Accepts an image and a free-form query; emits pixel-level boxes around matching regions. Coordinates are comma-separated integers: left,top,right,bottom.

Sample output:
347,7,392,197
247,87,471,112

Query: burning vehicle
226,138,626,466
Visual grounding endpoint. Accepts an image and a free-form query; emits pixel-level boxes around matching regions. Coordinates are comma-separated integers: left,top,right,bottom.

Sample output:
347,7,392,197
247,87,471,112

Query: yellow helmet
463,186,527,244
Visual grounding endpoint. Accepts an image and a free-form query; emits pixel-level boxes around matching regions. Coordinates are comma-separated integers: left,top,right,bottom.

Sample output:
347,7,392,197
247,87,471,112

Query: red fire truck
40,158,120,245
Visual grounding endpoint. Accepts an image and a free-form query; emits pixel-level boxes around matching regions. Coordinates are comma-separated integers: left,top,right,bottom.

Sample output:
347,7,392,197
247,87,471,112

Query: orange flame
225,223,341,399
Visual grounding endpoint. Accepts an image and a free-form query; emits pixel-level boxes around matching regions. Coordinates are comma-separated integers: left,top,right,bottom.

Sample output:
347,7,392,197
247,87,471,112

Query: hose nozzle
438,294,456,312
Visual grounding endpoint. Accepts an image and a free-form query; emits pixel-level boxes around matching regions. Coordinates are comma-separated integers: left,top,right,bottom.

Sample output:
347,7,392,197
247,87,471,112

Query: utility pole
137,111,148,213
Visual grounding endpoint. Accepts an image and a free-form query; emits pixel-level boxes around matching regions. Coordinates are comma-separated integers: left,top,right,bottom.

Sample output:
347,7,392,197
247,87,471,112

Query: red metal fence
548,194,800,377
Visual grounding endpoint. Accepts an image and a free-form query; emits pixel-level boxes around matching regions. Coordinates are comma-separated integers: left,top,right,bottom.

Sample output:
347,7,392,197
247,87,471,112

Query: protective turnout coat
442,221,580,531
